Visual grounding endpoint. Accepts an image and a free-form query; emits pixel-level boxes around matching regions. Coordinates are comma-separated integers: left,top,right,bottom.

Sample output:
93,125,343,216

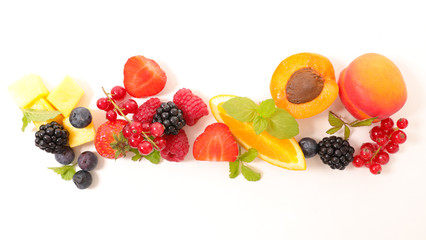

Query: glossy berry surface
317,136,354,170
129,134,142,148
375,151,390,165
298,137,319,158
138,141,154,155
124,99,138,114
370,126,384,141
369,163,382,175
69,107,92,128
54,146,75,165
73,170,92,189
97,98,110,110
77,151,98,171
150,122,165,137
153,137,167,151
111,86,127,100
380,118,394,129
129,121,143,136
391,130,407,144
122,124,132,138
118,102,129,116
106,110,117,122
396,118,408,129
352,155,364,168
386,141,399,154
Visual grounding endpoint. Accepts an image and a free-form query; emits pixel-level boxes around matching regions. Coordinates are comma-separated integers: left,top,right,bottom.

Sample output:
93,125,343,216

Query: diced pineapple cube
47,76,84,117
26,98,64,129
63,116,95,147
8,74,49,108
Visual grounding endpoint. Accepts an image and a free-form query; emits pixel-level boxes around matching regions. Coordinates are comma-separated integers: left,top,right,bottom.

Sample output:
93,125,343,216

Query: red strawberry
95,119,129,159
193,123,239,162
123,55,167,98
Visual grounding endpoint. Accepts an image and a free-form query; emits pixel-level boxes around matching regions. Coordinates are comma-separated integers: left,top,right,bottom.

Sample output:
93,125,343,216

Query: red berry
105,100,114,111
385,141,399,154
369,163,382,175
161,129,190,162
106,110,117,121
375,151,390,165
153,137,167,151
133,98,162,124
138,141,154,155
122,124,132,139
375,136,389,147
361,143,374,152
97,98,109,110
111,86,127,101
129,121,142,136
380,118,394,130
150,122,164,137
129,134,142,148
397,118,408,129
364,161,372,168
391,130,407,144
360,147,373,160
352,155,365,168
383,128,394,136
118,102,129,116
173,88,209,126
141,122,150,132
124,99,138,114
370,126,384,142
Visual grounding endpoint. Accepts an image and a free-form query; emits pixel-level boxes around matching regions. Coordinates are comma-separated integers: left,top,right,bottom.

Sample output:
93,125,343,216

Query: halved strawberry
123,55,167,98
94,120,129,159
193,123,239,162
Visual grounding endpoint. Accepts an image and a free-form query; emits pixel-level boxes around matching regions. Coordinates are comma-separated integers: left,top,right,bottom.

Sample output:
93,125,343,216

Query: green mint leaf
241,164,261,181
229,160,240,179
326,126,342,135
350,117,378,127
238,148,258,163
328,112,344,127
222,97,258,122
257,99,276,118
266,108,299,139
48,164,76,181
344,125,350,140
145,150,161,164
253,116,268,135
21,108,61,122
21,113,31,132
130,148,142,161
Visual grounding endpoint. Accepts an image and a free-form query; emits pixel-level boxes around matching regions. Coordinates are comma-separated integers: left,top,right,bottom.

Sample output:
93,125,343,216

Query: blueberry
69,107,92,128
77,151,98,171
73,170,92,189
298,137,319,158
54,146,75,165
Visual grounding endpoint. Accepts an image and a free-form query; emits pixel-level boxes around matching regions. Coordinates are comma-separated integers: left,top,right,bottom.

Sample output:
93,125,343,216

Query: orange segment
209,95,306,170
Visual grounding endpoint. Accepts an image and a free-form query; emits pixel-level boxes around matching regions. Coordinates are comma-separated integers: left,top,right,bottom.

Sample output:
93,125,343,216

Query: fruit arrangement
9,52,410,188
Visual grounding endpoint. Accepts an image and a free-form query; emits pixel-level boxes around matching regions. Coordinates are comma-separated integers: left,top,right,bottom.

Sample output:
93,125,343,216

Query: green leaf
241,165,261,181
350,117,378,127
265,108,299,139
21,108,61,122
21,114,31,132
257,99,276,118
344,125,350,140
229,160,240,178
238,148,258,163
326,126,342,135
253,116,268,135
222,97,258,122
145,150,161,164
328,112,344,127
48,164,76,181
130,148,143,161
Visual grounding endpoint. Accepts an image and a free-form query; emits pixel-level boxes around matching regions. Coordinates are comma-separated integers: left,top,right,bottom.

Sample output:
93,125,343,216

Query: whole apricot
338,53,407,120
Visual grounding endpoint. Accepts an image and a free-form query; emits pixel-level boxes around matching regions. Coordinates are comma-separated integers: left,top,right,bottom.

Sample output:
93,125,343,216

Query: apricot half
270,53,339,119
338,53,407,120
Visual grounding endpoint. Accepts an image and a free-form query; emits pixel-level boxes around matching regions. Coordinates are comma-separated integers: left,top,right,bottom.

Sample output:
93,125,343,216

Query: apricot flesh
270,52,338,119
338,53,407,120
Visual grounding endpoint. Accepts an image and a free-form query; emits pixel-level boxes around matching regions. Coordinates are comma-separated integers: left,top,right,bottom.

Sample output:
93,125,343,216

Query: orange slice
209,95,306,170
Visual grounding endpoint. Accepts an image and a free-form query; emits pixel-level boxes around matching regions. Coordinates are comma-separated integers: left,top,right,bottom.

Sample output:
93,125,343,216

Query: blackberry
35,121,69,154
153,101,186,135
317,136,354,170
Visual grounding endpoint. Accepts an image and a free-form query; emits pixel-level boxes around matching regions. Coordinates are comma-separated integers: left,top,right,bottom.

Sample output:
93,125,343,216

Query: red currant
364,161,372,168
391,130,407,144
375,151,390,165
352,155,365,168
138,141,154,155
97,98,109,111
360,146,373,160
122,124,132,139
150,122,165,137
380,118,394,130
129,134,142,148
370,126,384,142
375,136,389,147
129,121,143,136
106,110,117,122
111,86,127,101
105,100,114,111
124,99,138,114
396,118,408,129
385,141,399,154
141,122,150,132
361,143,375,151
369,163,382,175
153,137,167,151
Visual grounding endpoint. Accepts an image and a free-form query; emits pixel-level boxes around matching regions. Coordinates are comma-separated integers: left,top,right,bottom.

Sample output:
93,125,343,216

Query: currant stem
367,127,398,164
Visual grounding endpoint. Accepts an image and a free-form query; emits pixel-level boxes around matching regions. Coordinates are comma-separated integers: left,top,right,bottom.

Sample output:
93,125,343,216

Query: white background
1,1,425,239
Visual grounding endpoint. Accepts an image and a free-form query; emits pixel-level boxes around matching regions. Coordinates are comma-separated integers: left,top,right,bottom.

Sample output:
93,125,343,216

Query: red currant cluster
122,121,166,155
96,86,138,121
352,117,408,174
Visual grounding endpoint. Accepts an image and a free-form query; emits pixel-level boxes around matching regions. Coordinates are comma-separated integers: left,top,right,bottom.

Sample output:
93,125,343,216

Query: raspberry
173,88,208,126
160,129,189,162
133,98,161,123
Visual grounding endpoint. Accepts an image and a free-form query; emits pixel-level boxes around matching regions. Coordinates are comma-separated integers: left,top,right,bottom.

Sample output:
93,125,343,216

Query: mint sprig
222,97,299,139
229,148,261,181
326,111,377,139
48,164,76,181
20,108,61,131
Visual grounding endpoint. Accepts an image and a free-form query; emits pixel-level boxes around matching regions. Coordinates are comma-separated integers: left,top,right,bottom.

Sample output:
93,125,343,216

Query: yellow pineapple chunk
63,116,95,147
47,76,84,117
8,74,49,108
26,98,64,129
